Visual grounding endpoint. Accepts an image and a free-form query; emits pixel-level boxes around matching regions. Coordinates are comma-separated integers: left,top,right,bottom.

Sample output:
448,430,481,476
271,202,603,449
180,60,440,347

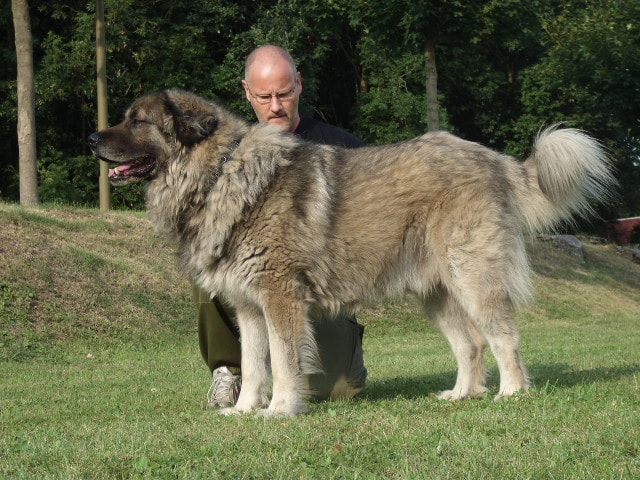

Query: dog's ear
174,110,218,146
162,92,218,146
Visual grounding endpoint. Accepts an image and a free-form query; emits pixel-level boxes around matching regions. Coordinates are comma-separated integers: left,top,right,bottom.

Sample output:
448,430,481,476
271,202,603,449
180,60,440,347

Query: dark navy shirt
294,116,365,148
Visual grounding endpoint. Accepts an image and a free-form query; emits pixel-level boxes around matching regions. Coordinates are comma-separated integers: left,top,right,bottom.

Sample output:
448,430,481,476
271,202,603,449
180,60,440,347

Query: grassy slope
1,202,195,361
1,202,639,479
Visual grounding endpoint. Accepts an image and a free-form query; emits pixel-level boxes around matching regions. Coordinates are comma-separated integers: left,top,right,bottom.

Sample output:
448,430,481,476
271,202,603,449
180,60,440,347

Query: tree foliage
1,0,638,217
517,0,640,216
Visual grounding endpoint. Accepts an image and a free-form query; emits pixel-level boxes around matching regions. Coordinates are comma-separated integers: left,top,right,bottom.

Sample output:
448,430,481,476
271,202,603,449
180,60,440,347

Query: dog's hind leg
474,308,530,399
459,290,530,399
423,287,489,400
441,229,531,399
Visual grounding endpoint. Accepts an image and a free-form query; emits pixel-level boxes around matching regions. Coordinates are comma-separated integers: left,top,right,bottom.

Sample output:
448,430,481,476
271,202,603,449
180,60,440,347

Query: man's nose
269,96,284,110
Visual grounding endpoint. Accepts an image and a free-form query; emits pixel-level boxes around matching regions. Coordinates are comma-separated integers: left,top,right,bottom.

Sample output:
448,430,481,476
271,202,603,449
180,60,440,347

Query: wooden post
96,0,111,210
424,38,439,132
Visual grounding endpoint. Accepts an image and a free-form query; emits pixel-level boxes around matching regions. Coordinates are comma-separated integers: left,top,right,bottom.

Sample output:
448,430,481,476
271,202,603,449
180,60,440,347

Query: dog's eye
131,118,145,127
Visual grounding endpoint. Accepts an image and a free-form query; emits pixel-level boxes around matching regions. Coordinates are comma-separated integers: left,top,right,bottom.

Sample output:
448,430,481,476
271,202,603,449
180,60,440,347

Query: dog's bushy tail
518,126,616,234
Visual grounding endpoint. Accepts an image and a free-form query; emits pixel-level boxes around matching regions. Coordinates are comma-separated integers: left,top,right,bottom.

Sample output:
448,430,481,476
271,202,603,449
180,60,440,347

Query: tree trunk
424,38,439,132
12,0,39,206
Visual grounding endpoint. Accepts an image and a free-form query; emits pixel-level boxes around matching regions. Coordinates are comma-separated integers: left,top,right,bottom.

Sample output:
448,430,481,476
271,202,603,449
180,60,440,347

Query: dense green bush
1,0,638,216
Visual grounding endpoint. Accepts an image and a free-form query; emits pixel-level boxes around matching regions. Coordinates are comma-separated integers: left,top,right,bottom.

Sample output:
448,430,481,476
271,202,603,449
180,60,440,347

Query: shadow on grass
362,371,457,400
529,363,640,390
361,363,639,400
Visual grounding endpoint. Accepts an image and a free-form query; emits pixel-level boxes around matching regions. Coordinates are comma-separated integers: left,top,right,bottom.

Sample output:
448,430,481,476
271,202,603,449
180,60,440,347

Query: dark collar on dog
221,139,241,164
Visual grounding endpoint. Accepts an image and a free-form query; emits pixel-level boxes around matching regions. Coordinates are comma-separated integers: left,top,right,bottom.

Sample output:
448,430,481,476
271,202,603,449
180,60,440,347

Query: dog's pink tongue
108,164,132,178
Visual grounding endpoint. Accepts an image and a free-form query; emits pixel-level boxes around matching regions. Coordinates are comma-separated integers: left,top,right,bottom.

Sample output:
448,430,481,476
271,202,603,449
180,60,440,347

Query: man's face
242,60,302,133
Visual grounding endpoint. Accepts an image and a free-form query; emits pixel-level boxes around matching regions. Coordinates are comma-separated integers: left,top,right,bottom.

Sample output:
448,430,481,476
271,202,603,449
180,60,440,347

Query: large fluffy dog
89,89,614,416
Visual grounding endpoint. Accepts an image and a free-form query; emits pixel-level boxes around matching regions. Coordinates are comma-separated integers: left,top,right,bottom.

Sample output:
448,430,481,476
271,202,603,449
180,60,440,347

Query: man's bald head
242,45,303,132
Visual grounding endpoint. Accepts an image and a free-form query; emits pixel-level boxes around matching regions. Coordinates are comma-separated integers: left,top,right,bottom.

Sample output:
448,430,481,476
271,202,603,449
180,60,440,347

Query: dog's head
88,90,219,185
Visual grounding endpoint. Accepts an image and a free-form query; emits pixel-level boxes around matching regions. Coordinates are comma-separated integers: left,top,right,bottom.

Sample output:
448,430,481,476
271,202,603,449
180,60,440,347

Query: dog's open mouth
108,156,155,181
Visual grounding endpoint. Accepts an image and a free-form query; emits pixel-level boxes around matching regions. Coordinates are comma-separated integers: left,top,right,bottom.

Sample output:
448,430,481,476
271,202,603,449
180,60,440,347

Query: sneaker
207,366,241,408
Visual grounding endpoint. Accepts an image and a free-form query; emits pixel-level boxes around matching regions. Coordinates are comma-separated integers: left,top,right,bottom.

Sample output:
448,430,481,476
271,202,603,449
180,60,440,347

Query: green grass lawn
1,202,639,479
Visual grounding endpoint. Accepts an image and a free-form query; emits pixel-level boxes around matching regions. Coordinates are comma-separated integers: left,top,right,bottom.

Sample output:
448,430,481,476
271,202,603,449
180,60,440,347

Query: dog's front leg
258,298,315,417
219,305,270,415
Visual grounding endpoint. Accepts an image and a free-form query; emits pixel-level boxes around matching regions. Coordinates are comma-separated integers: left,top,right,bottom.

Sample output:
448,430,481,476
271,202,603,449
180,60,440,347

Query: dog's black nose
88,132,100,150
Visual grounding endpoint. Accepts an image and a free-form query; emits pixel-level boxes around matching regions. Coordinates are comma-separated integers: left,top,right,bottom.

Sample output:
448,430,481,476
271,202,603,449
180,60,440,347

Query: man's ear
174,110,218,146
295,71,302,96
241,80,253,103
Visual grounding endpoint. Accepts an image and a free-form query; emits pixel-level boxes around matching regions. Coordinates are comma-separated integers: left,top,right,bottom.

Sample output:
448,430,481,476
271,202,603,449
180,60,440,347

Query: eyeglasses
247,86,297,105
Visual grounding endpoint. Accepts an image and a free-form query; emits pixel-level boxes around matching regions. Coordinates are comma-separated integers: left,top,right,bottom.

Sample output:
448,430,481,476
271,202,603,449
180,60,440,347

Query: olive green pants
193,286,367,400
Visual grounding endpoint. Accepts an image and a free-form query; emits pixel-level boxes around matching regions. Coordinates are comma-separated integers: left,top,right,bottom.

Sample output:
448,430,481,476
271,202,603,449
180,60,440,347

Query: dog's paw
217,407,242,416
255,408,296,418
255,405,308,418
255,395,308,417
494,385,530,401
254,402,308,418
437,389,467,401
437,386,487,401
